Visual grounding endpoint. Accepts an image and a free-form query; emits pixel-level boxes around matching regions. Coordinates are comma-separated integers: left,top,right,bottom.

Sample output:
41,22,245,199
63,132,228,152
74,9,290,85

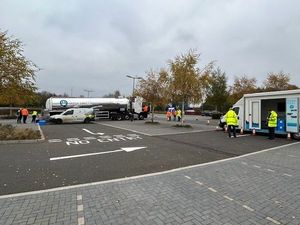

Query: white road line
288,155,297,158
184,176,191,179
195,181,203,185
208,187,217,193
266,217,281,224
253,165,261,168
50,149,124,161
94,122,151,136
267,169,275,172
1,141,299,199
283,173,292,177
223,195,234,201
236,134,251,138
78,217,85,225
241,162,248,165
48,139,63,143
151,129,216,136
77,205,83,211
77,195,82,201
242,205,254,212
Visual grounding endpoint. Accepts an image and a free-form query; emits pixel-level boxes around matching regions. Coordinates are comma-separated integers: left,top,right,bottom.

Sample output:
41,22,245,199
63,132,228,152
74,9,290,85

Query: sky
1,0,300,97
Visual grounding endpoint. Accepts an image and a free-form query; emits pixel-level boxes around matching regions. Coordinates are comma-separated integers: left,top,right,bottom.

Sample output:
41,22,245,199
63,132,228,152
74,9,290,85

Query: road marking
208,187,217,192
236,134,251,138
82,128,104,135
77,205,83,211
243,205,254,212
288,155,297,158
283,173,292,177
94,122,151,136
77,195,82,201
48,139,63,143
195,181,203,185
184,175,191,179
253,165,261,168
241,162,248,165
83,137,97,140
78,217,84,225
267,169,275,172
266,217,281,224
50,147,147,161
223,195,234,201
1,142,299,199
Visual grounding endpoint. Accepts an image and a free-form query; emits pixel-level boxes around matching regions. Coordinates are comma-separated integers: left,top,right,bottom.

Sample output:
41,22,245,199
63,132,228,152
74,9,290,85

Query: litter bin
38,120,46,126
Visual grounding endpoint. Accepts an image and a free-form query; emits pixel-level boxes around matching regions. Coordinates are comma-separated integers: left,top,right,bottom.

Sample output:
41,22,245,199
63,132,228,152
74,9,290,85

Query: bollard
207,120,210,125
240,128,244,135
252,129,256,135
224,125,228,132
287,132,291,140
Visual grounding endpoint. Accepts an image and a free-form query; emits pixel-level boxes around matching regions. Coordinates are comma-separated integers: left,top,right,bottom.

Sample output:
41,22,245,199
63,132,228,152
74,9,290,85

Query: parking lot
0,117,294,196
0,117,300,225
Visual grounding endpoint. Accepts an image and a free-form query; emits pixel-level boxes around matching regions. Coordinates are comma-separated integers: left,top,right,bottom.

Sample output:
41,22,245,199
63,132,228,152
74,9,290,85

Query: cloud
1,0,299,96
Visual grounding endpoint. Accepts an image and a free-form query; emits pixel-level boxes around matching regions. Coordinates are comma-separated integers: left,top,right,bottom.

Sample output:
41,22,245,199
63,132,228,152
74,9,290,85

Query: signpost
286,98,299,133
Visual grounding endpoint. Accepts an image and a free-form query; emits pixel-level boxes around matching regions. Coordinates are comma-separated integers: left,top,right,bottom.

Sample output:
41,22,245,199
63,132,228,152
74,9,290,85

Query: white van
49,108,95,124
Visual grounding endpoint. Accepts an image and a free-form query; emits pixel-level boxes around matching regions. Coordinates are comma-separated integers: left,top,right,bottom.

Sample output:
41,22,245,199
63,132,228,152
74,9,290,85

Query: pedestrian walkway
0,142,299,225
0,118,39,130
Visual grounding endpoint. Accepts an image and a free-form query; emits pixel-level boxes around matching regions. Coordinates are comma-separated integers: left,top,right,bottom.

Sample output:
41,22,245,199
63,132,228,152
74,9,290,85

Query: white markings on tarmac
82,128,104,135
77,194,85,225
242,205,254,212
266,217,281,224
223,195,234,201
208,187,217,193
240,162,294,178
48,134,143,145
50,147,147,161
1,142,299,200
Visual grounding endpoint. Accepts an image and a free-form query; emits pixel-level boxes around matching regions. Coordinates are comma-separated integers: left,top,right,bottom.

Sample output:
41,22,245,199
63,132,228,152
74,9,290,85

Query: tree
205,68,229,112
263,71,298,91
0,31,38,115
229,75,257,104
136,69,169,122
168,50,212,123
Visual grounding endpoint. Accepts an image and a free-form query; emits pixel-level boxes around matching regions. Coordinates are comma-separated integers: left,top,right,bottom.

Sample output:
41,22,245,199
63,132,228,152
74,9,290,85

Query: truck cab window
63,110,74,115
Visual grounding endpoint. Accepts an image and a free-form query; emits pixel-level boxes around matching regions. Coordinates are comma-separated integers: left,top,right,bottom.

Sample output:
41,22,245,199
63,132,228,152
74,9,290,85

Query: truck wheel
292,133,300,140
116,114,122,121
138,114,144,120
56,119,62,124
84,118,91,123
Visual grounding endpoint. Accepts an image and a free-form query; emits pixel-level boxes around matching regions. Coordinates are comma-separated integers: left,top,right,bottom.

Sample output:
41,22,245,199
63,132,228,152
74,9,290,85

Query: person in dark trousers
224,107,238,138
16,108,22,123
31,110,38,123
267,109,277,140
21,108,29,123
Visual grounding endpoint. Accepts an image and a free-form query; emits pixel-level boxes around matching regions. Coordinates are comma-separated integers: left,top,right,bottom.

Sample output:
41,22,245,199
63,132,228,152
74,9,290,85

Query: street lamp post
126,75,143,97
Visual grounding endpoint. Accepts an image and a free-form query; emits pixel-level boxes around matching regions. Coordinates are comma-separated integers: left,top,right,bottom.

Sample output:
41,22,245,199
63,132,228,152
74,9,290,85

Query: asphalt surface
0,119,294,195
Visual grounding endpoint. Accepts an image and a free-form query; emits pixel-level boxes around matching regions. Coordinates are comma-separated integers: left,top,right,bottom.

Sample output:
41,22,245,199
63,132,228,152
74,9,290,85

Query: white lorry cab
49,108,95,124
228,89,300,140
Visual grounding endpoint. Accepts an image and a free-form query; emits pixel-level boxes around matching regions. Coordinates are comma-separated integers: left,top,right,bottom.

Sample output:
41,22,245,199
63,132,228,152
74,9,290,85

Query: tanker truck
45,97,148,120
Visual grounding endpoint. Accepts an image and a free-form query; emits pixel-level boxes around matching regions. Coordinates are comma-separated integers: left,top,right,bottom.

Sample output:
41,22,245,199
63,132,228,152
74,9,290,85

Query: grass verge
0,124,41,140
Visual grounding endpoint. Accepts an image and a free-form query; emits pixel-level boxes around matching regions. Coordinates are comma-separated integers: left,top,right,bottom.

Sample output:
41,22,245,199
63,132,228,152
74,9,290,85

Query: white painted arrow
50,147,147,161
82,128,104,135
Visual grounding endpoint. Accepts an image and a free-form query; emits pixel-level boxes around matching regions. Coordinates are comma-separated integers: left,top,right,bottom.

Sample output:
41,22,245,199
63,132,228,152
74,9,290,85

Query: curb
0,124,45,144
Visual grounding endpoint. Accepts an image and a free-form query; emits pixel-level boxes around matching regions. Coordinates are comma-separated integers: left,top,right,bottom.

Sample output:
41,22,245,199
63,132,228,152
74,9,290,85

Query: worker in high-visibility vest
267,109,277,140
176,109,182,122
224,107,238,138
31,110,38,123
